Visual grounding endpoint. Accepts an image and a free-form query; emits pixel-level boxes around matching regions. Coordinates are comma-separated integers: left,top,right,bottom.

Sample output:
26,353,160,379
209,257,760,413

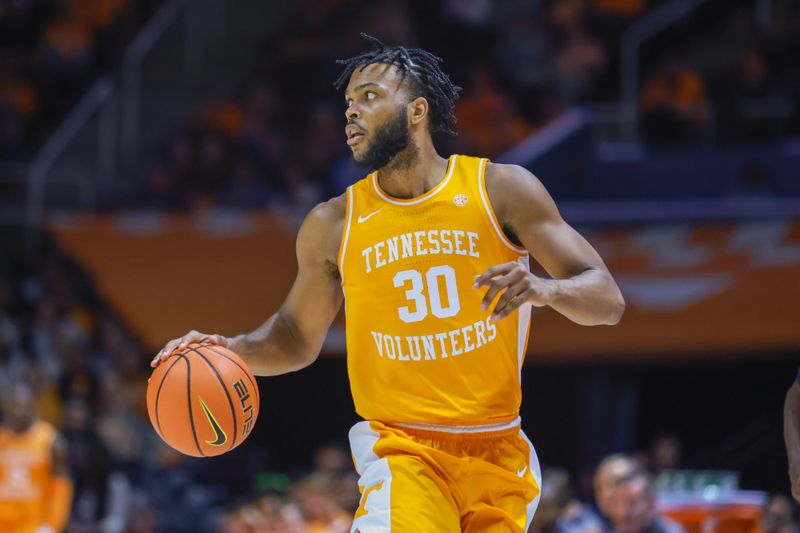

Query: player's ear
408,96,428,126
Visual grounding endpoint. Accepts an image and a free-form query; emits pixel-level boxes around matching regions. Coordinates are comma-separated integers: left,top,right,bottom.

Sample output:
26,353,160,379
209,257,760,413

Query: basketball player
0,384,72,533
152,35,625,532
785,369,800,502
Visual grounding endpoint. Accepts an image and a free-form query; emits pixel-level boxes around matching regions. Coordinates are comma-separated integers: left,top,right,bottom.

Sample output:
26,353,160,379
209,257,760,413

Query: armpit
502,223,524,248
326,260,342,282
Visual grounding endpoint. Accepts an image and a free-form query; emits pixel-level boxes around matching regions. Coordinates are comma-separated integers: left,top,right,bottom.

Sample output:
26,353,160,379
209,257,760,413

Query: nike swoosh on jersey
357,209,383,223
198,396,228,446
517,466,528,478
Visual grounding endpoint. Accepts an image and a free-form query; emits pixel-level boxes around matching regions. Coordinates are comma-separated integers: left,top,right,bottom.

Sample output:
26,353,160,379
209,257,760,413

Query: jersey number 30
393,265,460,323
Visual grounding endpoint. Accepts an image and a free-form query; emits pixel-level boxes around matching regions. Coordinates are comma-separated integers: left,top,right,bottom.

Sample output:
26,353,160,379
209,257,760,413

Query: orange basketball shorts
349,420,542,532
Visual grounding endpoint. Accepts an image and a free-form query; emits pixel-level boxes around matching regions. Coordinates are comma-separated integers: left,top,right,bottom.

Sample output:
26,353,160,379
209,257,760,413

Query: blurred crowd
4,1,798,209
131,0,651,213
0,0,157,159
640,46,800,146
216,445,358,533
2,0,799,203
1,241,154,531
130,0,800,214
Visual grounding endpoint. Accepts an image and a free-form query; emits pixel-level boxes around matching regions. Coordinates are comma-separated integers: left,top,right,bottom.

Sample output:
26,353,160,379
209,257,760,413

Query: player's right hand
151,330,229,367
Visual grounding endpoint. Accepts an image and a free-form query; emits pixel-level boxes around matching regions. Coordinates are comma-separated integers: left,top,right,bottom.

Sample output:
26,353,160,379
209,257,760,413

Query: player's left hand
474,261,556,321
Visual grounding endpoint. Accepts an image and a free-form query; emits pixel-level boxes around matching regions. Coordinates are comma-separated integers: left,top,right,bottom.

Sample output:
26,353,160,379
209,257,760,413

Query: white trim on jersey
477,158,528,255
394,416,521,434
371,155,458,206
338,186,355,286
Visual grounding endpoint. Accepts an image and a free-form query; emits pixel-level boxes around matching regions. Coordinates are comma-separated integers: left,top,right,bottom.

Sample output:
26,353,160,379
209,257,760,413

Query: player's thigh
460,432,542,533
458,471,533,533
351,454,460,533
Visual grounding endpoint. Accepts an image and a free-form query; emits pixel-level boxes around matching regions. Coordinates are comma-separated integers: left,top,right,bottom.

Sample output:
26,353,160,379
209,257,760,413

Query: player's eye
366,91,377,100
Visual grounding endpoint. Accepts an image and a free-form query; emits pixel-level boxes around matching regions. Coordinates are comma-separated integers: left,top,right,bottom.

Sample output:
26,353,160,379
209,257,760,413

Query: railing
23,77,115,254
16,0,225,227
120,0,189,171
496,108,594,165
120,0,226,170
1,163,95,225
619,0,711,137
1,164,34,226
17,0,228,257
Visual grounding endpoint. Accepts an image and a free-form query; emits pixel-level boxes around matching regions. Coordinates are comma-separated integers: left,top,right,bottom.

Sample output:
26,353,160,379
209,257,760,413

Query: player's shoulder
485,158,559,223
297,193,348,262
483,162,551,216
307,192,347,226
484,161,542,190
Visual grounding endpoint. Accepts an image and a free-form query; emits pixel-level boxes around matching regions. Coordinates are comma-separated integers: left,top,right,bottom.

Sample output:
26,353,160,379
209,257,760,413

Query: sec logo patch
453,194,468,206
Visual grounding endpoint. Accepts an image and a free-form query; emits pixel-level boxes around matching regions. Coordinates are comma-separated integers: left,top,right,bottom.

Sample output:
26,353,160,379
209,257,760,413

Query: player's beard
352,107,417,171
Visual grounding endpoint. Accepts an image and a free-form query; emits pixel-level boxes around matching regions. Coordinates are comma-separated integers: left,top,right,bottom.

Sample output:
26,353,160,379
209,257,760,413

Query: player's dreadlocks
334,33,462,135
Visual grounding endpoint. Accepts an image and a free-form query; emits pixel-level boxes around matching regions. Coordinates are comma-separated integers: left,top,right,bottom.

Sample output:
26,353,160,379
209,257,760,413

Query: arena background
0,0,798,531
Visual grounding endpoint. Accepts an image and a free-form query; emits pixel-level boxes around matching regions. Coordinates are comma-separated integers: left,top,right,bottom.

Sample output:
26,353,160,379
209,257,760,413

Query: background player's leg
349,422,461,532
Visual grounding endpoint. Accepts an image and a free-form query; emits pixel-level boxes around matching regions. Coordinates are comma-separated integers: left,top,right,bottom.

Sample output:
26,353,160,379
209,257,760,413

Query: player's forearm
784,382,800,501
227,308,319,376
547,268,625,326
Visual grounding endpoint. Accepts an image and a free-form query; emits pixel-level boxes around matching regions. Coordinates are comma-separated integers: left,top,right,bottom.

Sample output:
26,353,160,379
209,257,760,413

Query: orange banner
50,213,800,362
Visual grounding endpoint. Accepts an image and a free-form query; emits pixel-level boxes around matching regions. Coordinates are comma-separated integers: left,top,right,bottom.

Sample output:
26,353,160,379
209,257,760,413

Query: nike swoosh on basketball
198,396,228,446
357,209,382,223
517,466,528,478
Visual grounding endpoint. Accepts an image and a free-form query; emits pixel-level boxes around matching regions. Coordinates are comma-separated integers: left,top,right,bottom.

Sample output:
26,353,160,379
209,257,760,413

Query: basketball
146,343,260,457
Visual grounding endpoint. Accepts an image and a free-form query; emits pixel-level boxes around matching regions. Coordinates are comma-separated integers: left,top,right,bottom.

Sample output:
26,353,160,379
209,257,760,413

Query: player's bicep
522,217,611,280
496,165,611,279
279,201,344,351
281,260,342,349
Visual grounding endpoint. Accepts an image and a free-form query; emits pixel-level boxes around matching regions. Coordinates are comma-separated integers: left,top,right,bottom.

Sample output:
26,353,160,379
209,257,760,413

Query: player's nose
345,104,360,121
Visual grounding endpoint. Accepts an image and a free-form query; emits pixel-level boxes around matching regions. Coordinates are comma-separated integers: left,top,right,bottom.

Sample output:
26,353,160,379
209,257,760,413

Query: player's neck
377,141,448,200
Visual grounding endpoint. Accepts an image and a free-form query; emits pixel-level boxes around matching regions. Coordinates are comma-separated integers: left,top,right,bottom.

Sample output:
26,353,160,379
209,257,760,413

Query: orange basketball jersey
0,421,57,532
339,154,531,426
